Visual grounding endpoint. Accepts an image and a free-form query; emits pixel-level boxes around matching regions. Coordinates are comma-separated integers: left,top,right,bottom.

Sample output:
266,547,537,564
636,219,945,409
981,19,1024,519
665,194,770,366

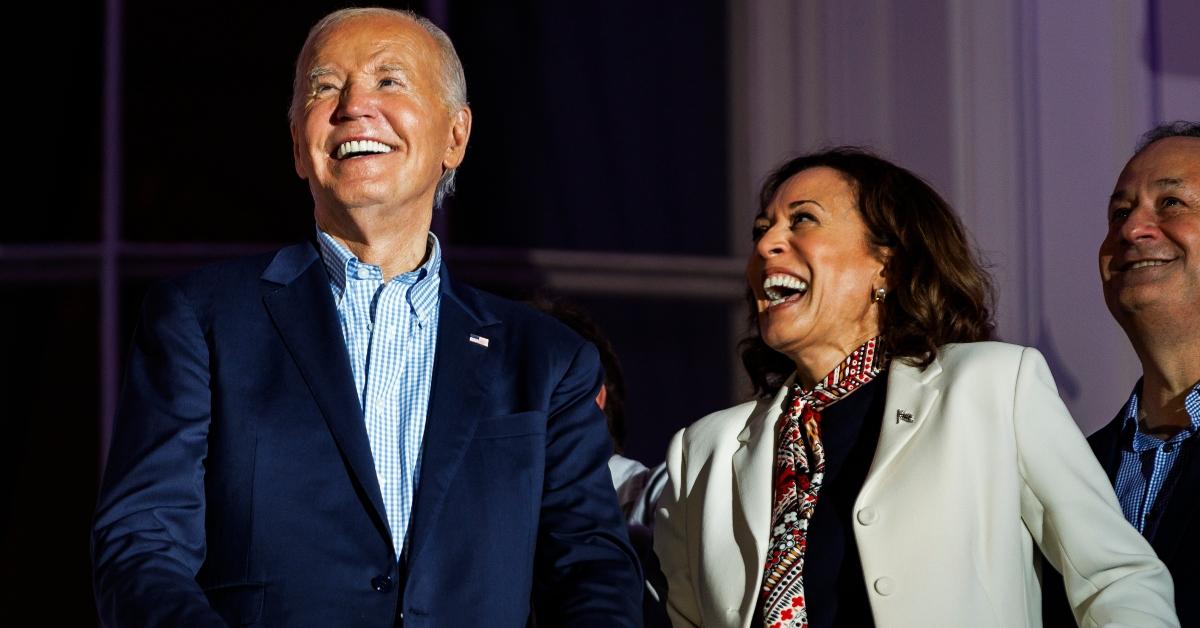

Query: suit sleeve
1013,347,1178,627
532,340,644,627
655,428,702,627
92,281,226,628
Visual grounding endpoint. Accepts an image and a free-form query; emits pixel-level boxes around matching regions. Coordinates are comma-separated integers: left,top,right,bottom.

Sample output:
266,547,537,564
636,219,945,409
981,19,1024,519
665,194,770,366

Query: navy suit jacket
1042,409,1197,626
92,240,643,627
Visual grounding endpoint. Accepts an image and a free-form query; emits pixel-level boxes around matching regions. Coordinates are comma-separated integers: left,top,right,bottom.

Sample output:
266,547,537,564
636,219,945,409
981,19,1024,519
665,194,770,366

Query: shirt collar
316,229,443,322
1122,379,1200,451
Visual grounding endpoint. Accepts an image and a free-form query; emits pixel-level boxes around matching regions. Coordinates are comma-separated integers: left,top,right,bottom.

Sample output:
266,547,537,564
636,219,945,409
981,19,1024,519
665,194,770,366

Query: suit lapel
1149,442,1200,563
404,269,501,568
732,383,792,589
858,356,943,501
1087,412,1124,484
260,242,390,541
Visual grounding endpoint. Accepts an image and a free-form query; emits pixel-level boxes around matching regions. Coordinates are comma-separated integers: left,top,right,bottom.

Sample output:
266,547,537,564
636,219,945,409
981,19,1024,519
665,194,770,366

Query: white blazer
655,342,1177,628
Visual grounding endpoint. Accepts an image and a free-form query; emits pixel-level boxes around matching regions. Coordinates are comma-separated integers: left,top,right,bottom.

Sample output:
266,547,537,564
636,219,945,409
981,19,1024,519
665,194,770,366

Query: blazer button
873,577,896,596
371,575,393,592
856,507,878,525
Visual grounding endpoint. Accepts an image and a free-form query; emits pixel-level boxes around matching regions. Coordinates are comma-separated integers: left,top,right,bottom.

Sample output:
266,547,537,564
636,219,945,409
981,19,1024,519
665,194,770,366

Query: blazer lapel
732,383,792,589
858,356,944,501
260,242,390,541
1149,442,1200,562
403,269,501,568
1087,412,1124,483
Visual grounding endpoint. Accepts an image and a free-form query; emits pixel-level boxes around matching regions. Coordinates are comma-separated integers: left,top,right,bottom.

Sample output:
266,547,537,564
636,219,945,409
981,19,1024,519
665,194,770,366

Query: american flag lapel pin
895,409,914,424
468,334,490,348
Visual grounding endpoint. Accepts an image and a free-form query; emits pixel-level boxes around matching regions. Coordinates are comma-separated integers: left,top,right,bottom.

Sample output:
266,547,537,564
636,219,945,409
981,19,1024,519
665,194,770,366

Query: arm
1013,348,1178,627
654,429,702,628
92,282,226,628
532,341,643,627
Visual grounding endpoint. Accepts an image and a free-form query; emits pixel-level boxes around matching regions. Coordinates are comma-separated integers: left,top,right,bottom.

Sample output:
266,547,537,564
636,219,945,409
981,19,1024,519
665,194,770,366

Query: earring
872,287,887,303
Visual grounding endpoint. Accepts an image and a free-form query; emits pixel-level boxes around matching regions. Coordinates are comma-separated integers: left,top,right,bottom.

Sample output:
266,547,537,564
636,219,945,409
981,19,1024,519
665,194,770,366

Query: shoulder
916,341,1042,384
155,244,299,298
446,277,589,352
139,245,296,321
676,399,766,455
935,341,1030,369
1087,409,1126,445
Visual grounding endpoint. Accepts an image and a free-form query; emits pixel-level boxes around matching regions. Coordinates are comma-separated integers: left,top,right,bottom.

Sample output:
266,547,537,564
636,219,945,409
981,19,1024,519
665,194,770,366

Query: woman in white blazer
654,148,1177,628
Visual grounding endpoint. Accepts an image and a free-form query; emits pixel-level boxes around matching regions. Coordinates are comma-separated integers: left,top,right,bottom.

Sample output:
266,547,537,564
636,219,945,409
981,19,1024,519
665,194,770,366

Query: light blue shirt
1114,381,1200,538
317,229,442,558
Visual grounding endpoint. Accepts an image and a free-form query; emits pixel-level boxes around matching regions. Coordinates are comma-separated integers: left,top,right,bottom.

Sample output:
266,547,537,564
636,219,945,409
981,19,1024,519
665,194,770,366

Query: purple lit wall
728,0,1200,432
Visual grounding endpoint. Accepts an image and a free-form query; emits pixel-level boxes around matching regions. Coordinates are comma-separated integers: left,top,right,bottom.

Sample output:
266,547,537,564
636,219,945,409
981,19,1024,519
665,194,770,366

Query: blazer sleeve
1013,347,1178,627
91,282,226,628
655,428,702,628
532,340,644,627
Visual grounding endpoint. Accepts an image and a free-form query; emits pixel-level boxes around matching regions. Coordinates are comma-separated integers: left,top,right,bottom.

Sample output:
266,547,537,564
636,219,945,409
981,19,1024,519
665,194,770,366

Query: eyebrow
787,199,822,209
1109,178,1186,203
306,67,336,82
377,63,407,73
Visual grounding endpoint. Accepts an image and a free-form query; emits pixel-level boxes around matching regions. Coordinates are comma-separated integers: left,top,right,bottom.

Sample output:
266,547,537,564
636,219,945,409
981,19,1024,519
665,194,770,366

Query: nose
1117,203,1161,244
754,224,786,259
333,81,376,121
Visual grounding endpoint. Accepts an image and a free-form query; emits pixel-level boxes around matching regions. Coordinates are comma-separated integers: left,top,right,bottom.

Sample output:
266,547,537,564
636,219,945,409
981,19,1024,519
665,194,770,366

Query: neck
790,332,878,389
1128,325,1200,436
316,203,433,280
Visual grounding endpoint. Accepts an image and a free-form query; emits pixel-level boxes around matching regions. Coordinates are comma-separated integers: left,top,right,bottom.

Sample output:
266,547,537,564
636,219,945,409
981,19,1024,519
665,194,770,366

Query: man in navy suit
1091,121,1198,626
92,8,642,627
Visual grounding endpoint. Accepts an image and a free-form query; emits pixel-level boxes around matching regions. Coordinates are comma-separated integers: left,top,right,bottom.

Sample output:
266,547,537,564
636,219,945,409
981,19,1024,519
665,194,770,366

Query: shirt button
856,507,879,526
873,577,896,596
371,575,393,592
356,267,371,279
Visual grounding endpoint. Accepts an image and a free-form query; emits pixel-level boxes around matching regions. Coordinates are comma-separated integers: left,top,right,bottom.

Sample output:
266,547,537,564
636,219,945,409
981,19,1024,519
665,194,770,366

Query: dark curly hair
741,147,996,397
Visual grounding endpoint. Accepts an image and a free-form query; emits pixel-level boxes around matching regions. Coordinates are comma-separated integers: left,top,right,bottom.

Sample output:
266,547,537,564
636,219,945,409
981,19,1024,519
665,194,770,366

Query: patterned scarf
758,336,887,628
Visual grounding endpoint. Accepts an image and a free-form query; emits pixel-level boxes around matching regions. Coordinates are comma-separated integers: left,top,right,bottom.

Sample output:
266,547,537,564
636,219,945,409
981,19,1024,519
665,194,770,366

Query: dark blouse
753,372,888,628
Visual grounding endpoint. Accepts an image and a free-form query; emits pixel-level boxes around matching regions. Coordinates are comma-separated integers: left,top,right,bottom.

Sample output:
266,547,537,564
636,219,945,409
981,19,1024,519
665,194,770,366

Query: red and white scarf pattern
758,336,887,628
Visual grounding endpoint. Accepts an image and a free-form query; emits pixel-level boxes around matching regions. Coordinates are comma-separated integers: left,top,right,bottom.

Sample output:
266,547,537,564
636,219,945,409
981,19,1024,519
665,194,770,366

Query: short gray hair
1134,120,1200,154
289,7,468,207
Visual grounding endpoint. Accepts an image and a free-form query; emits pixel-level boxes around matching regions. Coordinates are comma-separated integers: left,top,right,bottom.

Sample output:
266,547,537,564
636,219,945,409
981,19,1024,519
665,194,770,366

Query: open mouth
333,140,394,160
762,274,809,307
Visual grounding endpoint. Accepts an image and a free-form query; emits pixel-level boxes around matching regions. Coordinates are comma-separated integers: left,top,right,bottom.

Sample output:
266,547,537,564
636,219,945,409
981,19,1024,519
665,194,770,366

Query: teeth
336,140,393,159
1128,260,1167,270
763,274,809,306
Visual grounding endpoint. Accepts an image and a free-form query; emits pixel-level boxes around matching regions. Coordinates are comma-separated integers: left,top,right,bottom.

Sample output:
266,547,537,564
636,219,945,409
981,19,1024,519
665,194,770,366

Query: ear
442,105,473,170
873,245,893,290
290,121,308,181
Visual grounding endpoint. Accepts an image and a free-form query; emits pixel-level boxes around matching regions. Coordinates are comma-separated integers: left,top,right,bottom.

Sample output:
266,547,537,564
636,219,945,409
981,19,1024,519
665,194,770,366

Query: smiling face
290,13,470,222
747,167,889,378
1099,136,1200,333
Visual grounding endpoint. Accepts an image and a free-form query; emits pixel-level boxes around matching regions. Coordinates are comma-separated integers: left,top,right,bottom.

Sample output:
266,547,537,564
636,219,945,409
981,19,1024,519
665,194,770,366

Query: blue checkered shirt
1113,380,1200,539
317,230,442,558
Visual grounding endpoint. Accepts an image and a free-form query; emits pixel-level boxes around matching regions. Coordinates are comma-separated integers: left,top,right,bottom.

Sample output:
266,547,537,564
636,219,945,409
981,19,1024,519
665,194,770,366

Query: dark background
1,1,732,622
